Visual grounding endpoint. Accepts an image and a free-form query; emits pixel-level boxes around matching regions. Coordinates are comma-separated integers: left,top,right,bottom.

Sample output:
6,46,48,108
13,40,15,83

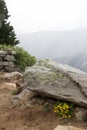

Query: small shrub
14,47,36,71
53,101,74,119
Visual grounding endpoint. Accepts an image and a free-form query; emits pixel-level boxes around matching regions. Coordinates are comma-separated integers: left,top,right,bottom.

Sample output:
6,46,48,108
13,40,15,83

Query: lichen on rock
24,59,87,108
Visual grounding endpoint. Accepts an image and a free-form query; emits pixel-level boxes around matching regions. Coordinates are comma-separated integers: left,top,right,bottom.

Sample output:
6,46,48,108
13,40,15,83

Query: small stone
27,123,32,126
54,125,86,130
4,55,16,61
4,65,21,72
75,107,87,121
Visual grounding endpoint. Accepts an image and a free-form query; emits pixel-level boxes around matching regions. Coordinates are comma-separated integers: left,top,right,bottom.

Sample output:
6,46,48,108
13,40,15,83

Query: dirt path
0,82,87,130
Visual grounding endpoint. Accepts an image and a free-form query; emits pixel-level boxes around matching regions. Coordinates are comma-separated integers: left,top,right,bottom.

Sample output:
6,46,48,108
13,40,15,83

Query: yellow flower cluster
53,102,72,119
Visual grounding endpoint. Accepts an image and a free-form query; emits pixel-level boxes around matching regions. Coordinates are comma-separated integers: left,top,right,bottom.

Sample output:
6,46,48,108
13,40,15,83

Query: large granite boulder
24,59,87,108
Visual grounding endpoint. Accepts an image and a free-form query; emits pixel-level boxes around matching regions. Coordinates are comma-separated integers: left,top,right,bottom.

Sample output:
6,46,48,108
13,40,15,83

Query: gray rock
0,51,7,55
24,59,87,108
4,55,16,61
75,107,87,121
4,65,21,72
12,89,34,108
13,89,31,100
0,62,14,66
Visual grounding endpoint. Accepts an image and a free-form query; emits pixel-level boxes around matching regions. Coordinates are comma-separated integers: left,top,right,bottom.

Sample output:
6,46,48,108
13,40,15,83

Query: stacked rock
0,50,20,72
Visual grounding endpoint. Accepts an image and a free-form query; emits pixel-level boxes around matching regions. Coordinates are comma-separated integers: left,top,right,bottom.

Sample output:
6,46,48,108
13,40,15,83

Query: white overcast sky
5,0,87,34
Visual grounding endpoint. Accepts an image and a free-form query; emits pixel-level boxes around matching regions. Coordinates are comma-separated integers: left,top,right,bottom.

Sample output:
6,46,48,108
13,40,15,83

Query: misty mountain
55,53,87,72
18,30,87,58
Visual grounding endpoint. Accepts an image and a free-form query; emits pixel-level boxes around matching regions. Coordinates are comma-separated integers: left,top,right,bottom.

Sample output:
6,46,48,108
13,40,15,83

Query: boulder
24,59,87,108
54,125,85,130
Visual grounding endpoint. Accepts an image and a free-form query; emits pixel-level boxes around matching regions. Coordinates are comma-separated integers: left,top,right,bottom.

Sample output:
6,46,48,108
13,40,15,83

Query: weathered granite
24,59,87,108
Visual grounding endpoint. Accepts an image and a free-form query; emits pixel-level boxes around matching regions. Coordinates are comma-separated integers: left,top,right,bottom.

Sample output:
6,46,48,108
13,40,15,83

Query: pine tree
0,0,19,46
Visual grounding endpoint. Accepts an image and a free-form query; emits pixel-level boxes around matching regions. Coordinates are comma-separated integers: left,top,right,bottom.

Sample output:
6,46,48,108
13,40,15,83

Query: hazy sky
4,0,87,58
5,0,87,33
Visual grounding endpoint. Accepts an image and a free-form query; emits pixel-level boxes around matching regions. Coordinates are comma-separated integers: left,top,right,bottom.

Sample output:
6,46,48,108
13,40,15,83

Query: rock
13,89,31,100
12,89,34,108
1,82,16,90
54,125,85,130
0,62,14,66
24,59,87,108
0,51,7,55
75,107,87,121
4,55,16,61
3,71,23,81
4,65,21,72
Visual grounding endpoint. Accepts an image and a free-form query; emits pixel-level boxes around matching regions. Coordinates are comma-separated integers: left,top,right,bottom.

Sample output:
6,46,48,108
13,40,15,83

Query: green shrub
14,47,36,71
0,44,36,70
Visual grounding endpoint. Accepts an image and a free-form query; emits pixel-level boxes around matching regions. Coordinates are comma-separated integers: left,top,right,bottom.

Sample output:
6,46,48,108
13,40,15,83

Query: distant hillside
18,30,87,58
55,53,87,72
